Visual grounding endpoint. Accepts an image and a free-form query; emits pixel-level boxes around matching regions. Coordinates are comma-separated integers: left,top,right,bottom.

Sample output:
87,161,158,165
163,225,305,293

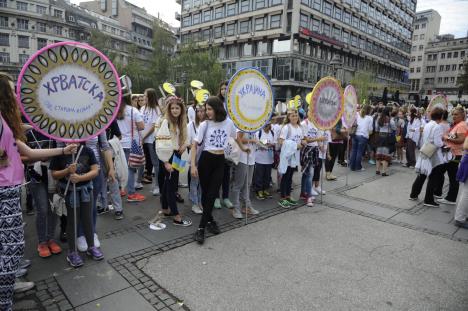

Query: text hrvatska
42,74,104,102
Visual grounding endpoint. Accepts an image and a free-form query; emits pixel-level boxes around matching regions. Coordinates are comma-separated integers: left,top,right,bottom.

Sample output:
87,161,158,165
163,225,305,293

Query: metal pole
245,149,249,225
72,152,77,254
345,136,350,187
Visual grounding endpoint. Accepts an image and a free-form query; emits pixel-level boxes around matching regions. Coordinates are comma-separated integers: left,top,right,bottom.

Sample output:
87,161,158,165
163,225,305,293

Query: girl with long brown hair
155,96,191,226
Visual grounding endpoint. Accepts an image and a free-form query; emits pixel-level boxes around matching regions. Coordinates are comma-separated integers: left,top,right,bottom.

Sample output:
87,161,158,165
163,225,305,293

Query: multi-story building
0,0,96,80
422,35,468,101
178,0,415,101
408,9,441,96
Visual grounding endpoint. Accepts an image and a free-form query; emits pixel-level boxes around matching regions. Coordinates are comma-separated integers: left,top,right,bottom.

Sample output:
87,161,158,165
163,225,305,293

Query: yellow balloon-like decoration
195,89,210,105
163,82,176,96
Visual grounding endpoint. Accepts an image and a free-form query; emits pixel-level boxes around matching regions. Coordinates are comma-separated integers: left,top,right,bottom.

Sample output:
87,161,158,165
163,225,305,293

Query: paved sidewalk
14,162,468,310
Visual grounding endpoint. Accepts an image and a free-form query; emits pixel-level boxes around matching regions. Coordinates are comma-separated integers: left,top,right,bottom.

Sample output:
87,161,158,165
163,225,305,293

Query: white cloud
417,0,468,37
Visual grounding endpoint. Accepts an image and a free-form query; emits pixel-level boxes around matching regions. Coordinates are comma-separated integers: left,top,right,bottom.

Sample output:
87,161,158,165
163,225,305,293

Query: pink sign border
342,85,358,128
16,41,122,143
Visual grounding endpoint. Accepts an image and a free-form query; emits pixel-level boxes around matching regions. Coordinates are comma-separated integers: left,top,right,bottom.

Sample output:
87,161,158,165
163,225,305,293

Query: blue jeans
29,180,56,243
350,135,368,171
78,168,102,236
123,148,136,194
300,163,314,195
189,173,202,205
146,142,159,190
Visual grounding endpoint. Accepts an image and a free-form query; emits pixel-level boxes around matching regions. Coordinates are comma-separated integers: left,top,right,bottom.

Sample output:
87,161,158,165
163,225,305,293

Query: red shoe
48,240,62,255
299,192,308,200
38,243,51,258
127,193,146,202
120,190,127,197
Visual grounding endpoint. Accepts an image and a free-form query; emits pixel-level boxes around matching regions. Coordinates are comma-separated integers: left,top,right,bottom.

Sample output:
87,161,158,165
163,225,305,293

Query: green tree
458,60,468,92
350,70,373,105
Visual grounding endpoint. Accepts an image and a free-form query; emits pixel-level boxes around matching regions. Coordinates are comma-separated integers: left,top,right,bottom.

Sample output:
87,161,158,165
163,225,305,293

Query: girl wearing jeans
187,105,206,214
191,97,236,245
350,105,373,171
155,97,191,226
117,94,146,202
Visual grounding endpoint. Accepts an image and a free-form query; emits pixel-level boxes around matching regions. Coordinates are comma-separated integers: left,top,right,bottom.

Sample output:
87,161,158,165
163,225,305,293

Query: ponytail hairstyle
144,88,160,115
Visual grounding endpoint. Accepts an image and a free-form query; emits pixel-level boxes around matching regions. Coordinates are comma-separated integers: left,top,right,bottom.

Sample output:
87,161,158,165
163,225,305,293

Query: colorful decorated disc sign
427,94,448,117
342,85,358,128
308,77,344,130
226,67,274,133
17,41,121,142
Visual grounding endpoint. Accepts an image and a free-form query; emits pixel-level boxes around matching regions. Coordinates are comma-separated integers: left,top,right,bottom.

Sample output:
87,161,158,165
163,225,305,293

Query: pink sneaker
306,197,314,207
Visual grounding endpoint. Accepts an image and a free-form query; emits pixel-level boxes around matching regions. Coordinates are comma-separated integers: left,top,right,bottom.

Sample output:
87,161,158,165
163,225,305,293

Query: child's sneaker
278,199,291,208
214,198,222,209
47,240,62,255
192,204,203,214
287,197,299,206
37,242,51,258
67,252,84,268
232,209,243,219
262,190,272,198
306,197,314,207
255,191,265,200
87,247,104,261
243,207,260,215
299,192,308,200
223,198,233,209
127,193,146,202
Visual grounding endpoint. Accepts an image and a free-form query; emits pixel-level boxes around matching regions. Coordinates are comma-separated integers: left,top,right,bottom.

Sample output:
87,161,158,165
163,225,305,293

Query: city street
14,162,468,311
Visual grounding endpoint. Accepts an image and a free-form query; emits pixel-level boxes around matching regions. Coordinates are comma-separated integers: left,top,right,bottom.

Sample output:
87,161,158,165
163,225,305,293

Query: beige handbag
419,125,437,158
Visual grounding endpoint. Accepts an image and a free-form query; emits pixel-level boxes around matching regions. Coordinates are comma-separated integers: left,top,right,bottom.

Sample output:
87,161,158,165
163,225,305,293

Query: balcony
175,12,181,21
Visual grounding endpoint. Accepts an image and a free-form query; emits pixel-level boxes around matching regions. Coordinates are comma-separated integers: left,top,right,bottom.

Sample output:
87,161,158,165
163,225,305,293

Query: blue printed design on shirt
209,129,227,148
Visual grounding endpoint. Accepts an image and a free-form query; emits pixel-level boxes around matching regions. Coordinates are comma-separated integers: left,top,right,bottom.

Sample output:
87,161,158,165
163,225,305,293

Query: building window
0,16,7,28
37,38,47,49
193,13,200,24
416,67,420,73
452,64,457,71
17,1,28,11
202,29,210,41
255,17,265,31
311,18,320,32
271,0,283,5
228,45,238,58
19,54,29,64
439,65,444,71
342,31,349,44
240,20,250,33
111,0,118,16
332,27,340,40
214,25,223,38
203,10,211,22
351,34,358,47
454,51,458,58
418,45,423,51
352,15,359,29
437,77,442,83
182,16,191,27
300,13,308,29
53,9,63,18
444,77,448,83
227,3,236,16
323,1,332,16
69,15,75,22
215,6,224,19
226,23,236,36
0,33,9,46
410,68,414,73
420,34,424,40
240,0,250,13
0,0,6,8
270,14,281,28
36,5,47,14
343,11,351,25
0,52,9,63
322,22,330,36
417,55,422,61
459,64,464,70
413,35,418,40
53,25,63,35
421,23,426,28
334,6,342,20
447,52,452,58
255,0,266,9
411,56,415,62
37,23,46,32
17,19,29,30
243,43,253,56
18,35,29,48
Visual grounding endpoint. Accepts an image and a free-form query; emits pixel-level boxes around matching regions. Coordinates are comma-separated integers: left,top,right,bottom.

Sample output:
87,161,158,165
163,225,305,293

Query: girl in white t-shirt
191,97,236,245
278,109,306,208
187,105,206,214
253,123,275,200
140,88,162,194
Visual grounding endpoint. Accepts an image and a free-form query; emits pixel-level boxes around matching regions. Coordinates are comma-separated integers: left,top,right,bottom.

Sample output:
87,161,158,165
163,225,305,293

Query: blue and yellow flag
172,154,187,172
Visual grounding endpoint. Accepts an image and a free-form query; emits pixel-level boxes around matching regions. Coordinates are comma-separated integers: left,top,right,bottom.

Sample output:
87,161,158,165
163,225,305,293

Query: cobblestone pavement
14,162,468,310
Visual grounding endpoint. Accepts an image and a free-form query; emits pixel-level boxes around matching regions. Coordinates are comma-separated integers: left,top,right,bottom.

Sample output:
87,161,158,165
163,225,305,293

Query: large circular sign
226,67,274,133
308,77,344,130
427,94,448,117
342,85,358,128
17,41,121,142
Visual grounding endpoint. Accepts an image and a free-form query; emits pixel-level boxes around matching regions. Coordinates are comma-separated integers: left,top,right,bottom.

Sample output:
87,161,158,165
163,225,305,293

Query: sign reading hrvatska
17,41,121,142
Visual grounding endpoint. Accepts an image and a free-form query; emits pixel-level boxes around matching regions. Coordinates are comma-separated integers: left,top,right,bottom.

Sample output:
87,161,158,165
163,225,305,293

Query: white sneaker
315,187,326,195
77,236,88,252
134,182,143,190
245,207,259,215
437,198,456,205
14,281,35,293
152,187,160,196
223,198,233,209
232,209,243,219
310,188,319,196
108,204,114,211
94,233,100,248
306,197,314,207
192,204,203,214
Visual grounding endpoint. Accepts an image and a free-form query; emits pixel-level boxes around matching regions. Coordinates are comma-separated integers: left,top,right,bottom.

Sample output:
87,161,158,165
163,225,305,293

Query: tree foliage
350,70,373,105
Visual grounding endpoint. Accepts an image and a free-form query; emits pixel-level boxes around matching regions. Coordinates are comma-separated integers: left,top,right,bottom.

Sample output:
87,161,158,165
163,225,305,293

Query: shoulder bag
419,124,438,158
128,108,146,168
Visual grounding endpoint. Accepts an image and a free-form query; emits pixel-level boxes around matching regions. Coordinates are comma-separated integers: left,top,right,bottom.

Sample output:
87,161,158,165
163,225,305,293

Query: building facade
178,0,415,101
422,35,468,101
408,9,441,96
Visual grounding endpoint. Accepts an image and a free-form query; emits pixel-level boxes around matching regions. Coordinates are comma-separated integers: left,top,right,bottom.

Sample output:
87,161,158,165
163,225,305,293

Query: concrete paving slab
144,207,468,311
323,194,400,219
390,212,459,236
453,227,468,240
56,262,129,307
75,288,154,311
100,232,153,259
344,170,418,209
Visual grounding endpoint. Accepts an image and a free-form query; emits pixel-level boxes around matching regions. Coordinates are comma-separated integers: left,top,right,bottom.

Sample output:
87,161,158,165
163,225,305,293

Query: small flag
172,154,187,172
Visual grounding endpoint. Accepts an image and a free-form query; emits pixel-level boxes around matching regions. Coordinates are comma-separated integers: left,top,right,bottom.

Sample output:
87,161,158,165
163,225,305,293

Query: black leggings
198,151,225,228
143,143,153,178
66,199,94,251
325,143,342,172
159,152,180,215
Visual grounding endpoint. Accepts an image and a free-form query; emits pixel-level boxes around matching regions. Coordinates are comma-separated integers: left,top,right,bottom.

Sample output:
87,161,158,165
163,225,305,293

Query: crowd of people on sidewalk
1,68,468,310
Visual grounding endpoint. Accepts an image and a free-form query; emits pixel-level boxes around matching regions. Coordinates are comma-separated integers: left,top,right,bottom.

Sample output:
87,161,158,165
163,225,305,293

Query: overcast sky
72,0,468,38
